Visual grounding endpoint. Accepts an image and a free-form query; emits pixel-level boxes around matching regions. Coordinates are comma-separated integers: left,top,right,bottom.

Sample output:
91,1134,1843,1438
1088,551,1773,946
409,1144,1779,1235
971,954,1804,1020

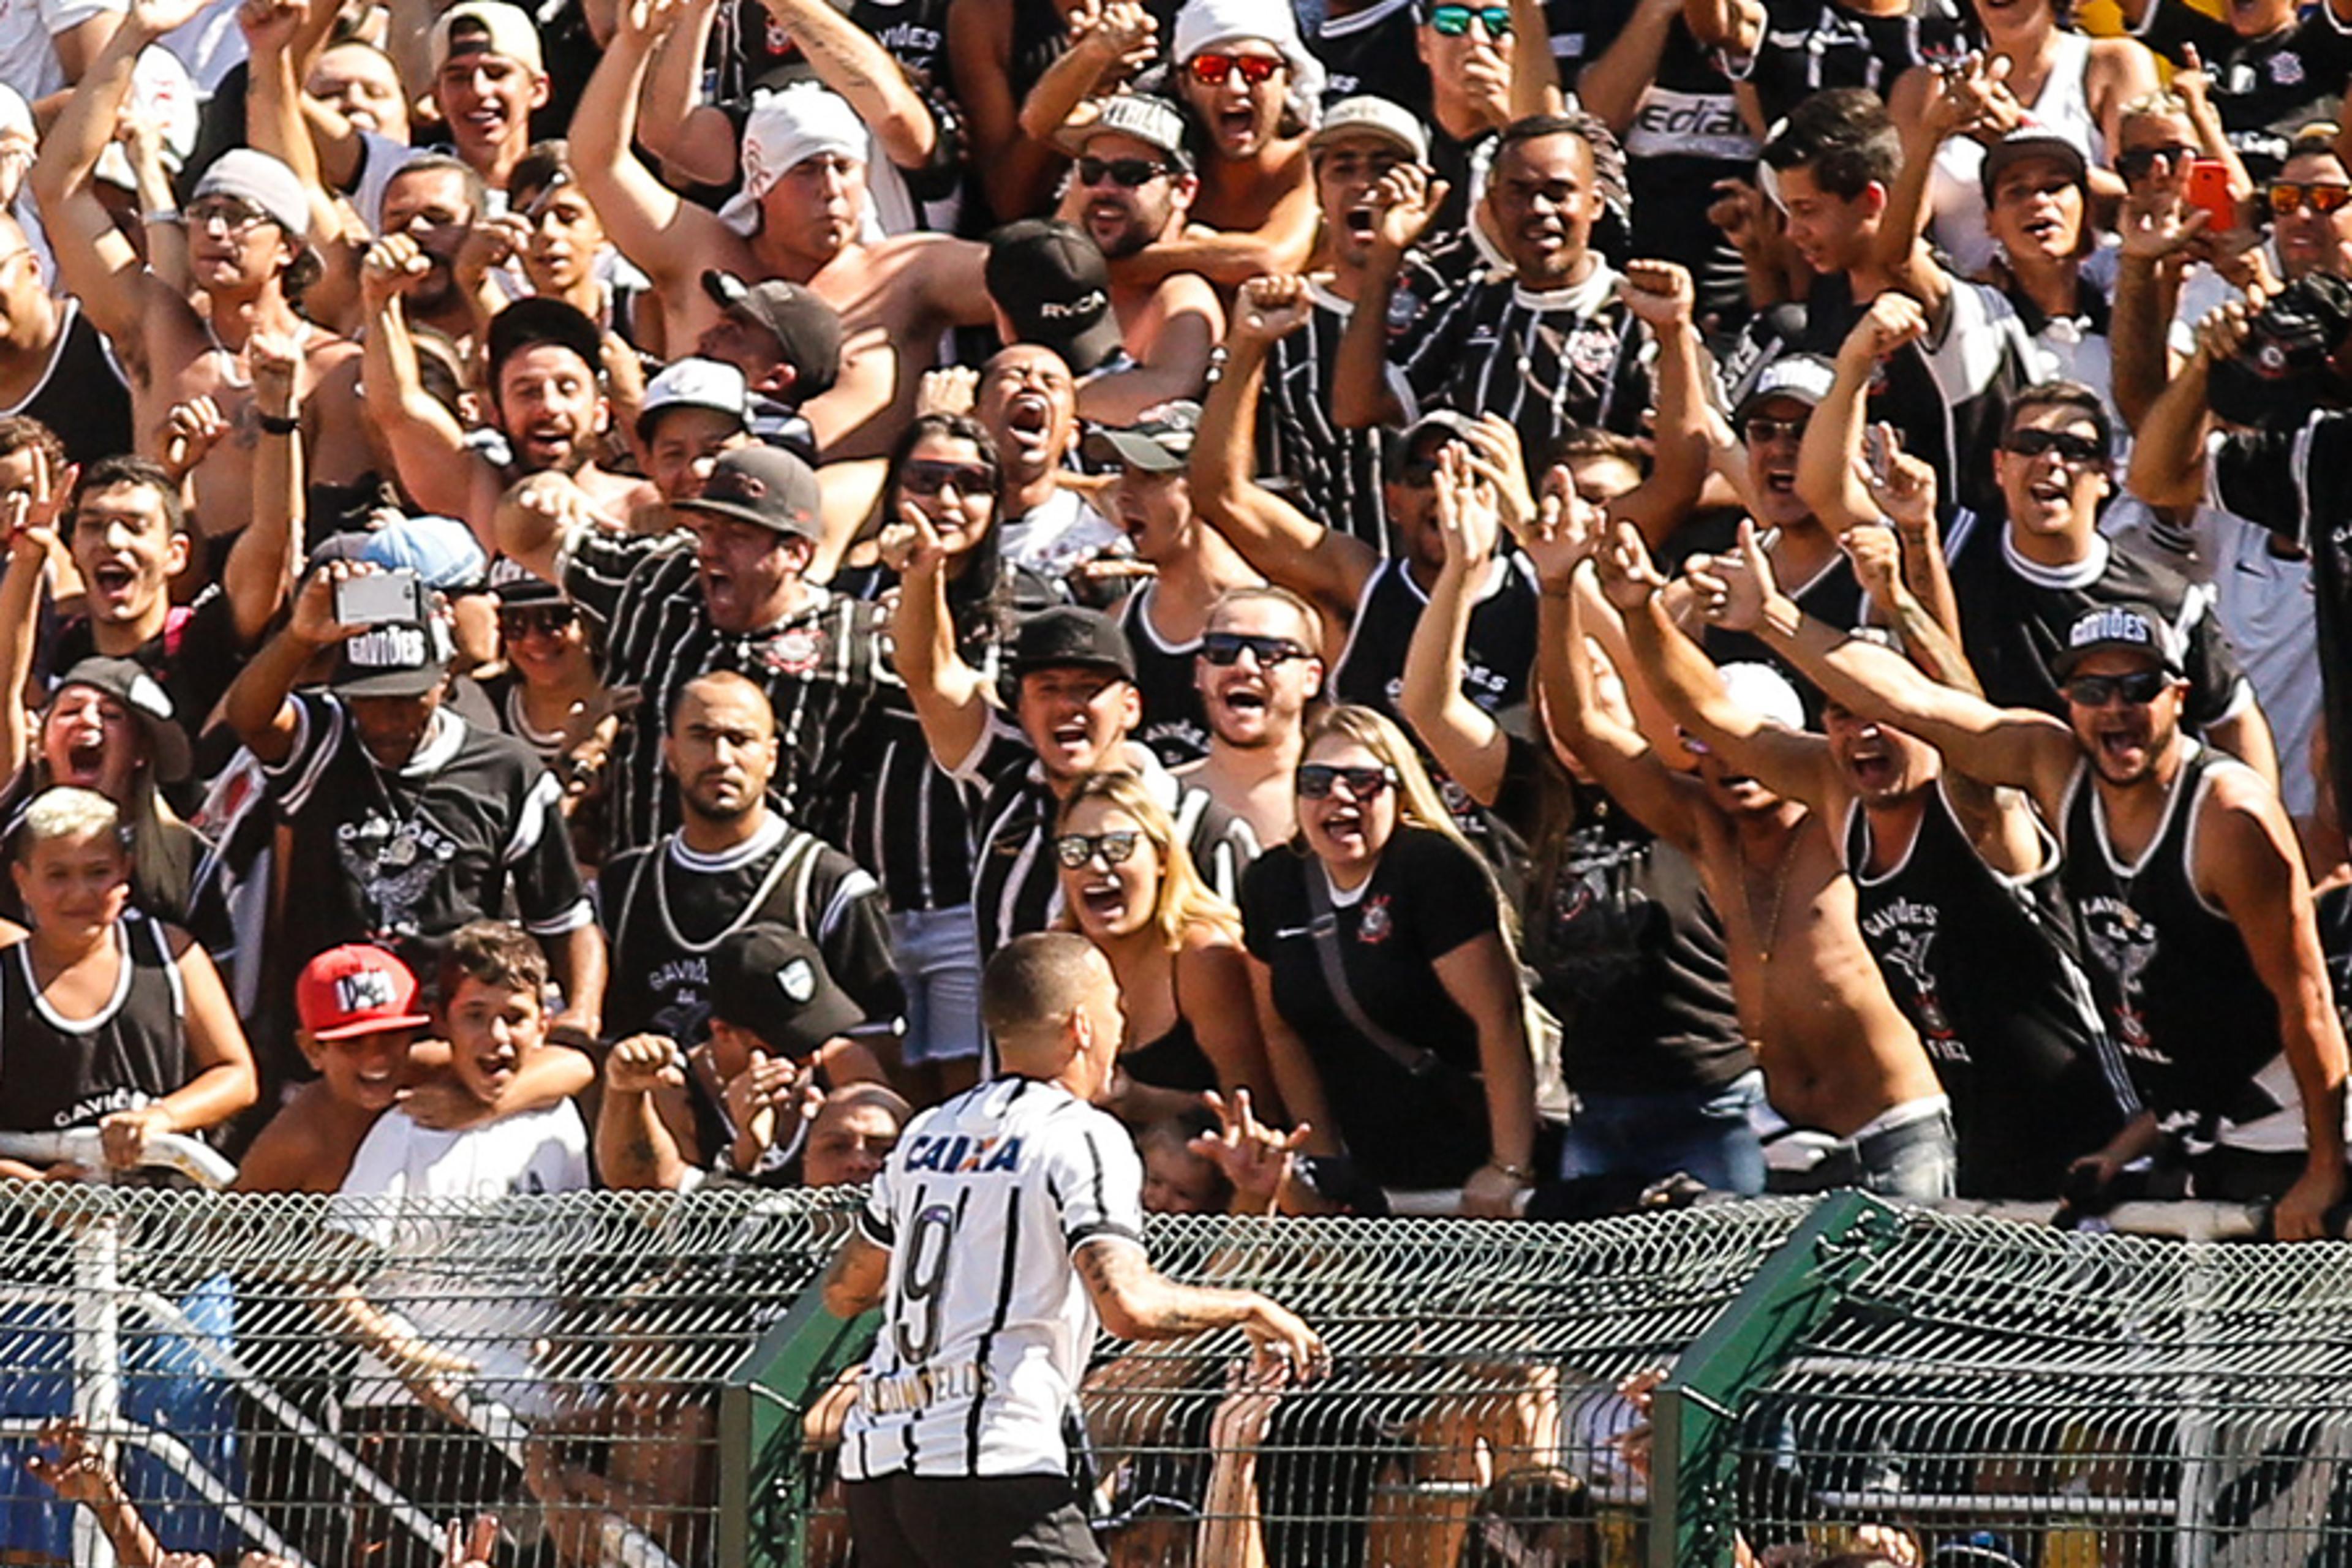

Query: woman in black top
1054,768,1275,1123
1238,705,1537,1214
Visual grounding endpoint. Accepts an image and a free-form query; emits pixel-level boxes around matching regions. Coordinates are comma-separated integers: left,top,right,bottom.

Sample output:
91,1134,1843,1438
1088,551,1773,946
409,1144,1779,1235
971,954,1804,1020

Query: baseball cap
717,85,867,233
1718,662,1806,731
1310,96,1430,164
431,1,545,76
1980,124,2089,203
1071,94,1192,167
1385,408,1477,478
358,514,490,592
487,296,605,388
2050,602,2187,680
1009,605,1138,681
331,607,457,698
638,356,750,442
671,445,823,540
297,944,432,1041
1731,352,1838,422
1081,402,1199,472
701,271,845,398
192,149,311,241
986,220,1125,376
707,924,865,1060
53,657,191,785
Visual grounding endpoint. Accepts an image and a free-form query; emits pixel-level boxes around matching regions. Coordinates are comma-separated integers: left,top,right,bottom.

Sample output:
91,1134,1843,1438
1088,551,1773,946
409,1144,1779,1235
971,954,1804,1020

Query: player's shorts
845,1469,1105,1568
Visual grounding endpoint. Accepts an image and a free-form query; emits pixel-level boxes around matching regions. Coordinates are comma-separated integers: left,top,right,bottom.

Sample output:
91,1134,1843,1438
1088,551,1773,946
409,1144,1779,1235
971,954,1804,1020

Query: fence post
717,1276,879,1568
1649,1192,1904,1568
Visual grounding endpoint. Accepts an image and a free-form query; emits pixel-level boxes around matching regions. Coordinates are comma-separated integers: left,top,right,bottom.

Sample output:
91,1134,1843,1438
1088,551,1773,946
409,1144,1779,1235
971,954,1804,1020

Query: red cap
297,945,431,1041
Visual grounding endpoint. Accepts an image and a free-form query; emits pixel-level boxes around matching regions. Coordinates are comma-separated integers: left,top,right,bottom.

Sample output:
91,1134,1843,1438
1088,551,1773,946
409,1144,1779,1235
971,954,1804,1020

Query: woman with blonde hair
1238,705,1537,1216
1055,769,1276,1125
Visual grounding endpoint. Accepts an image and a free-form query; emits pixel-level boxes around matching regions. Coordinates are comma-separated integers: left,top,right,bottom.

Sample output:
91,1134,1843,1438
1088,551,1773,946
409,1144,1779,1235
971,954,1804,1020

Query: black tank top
2320,878,2352,1030
0,915,189,1135
1117,585,1210,768
1331,556,1539,723
1844,784,2132,1196
2062,744,2291,1144
1122,1015,1216,1095
17,300,134,469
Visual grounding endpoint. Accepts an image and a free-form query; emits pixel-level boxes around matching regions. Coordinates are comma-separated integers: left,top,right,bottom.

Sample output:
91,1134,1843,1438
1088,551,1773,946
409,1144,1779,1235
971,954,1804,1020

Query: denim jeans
1558,1069,1769,1195
889,906,984,1065
1770,1101,1960,1200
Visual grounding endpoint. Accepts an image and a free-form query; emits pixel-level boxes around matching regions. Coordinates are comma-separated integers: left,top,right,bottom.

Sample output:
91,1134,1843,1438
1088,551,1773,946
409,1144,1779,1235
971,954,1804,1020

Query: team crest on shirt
1387,286,1426,336
762,627,828,676
1358,895,1394,944
2271,51,2305,86
1565,323,1620,379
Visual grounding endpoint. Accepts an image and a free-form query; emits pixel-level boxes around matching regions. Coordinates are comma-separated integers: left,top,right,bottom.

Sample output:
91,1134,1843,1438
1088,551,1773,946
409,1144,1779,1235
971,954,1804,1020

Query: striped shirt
843,1076,1145,1481
1258,272,1438,551
560,528,895,856
953,725,1259,959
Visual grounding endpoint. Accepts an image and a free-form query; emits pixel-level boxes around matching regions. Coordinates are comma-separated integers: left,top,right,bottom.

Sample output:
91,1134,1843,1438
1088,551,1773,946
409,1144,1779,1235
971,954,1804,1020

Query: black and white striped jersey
843,1075,1146,1481
1257,272,1438,551
560,529,895,856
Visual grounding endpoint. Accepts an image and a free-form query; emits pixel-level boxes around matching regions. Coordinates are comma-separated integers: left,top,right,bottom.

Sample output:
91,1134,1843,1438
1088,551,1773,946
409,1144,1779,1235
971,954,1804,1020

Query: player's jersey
842,1076,1146,1482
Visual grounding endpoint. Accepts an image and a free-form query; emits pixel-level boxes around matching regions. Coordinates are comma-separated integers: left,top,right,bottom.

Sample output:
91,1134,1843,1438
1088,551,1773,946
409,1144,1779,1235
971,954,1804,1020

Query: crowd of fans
0,0,2350,1551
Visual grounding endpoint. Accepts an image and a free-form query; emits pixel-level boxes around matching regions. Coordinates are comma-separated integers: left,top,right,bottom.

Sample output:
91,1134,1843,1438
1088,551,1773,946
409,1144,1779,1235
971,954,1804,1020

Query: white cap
1718,662,1807,732
431,1,545,75
96,47,198,191
1309,96,1428,164
1170,0,1325,131
717,85,868,235
637,356,750,440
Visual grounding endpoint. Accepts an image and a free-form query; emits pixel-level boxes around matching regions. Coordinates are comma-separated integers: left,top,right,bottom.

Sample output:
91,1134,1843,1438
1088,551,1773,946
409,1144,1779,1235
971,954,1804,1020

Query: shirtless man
33,0,372,545
572,0,992,459
1700,530,2352,1239
1052,94,1224,420
1145,2,1321,285
1548,518,1951,1197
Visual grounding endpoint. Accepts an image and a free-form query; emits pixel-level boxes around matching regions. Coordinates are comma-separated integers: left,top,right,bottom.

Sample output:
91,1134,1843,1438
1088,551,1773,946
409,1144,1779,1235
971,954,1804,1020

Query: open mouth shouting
1003,393,1054,456
86,560,143,619
1077,875,1129,927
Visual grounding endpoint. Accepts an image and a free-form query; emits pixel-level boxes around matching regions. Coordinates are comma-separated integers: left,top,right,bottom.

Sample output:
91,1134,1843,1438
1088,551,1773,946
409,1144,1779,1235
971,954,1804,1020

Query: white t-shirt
0,0,122,100
331,1098,590,1417
997,486,1123,589
842,1076,1146,1482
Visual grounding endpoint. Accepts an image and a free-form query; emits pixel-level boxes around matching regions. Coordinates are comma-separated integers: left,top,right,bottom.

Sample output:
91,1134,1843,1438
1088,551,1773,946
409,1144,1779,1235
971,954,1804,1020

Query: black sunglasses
1743,415,1808,445
2116,143,2196,183
499,604,578,636
903,459,994,497
1298,763,1396,799
1202,631,1311,667
2002,427,2104,465
1077,156,1171,189
1054,829,1142,869
2064,669,2171,707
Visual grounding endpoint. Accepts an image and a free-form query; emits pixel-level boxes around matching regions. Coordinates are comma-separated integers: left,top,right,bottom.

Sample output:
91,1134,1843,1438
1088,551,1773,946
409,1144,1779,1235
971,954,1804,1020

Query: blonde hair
1055,770,1242,952
16,786,126,859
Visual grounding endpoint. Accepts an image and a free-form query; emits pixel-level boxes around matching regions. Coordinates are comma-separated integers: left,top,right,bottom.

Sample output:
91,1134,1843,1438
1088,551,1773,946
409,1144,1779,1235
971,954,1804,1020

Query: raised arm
760,0,937,168
219,333,304,646
951,0,1071,225
884,508,992,772
2128,300,2236,511
1877,62,1981,312
1190,276,1375,622
631,0,737,186
1578,0,1681,132
1401,454,1510,805
1016,0,1155,145
1680,0,1760,59
359,236,488,535
2109,190,2202,434
1798,293,1928,535
1330,164,1446,430
1612,260,1710,546
571,0,732,291
0,453,68,784
594,1035,699,1190
222,563,359,767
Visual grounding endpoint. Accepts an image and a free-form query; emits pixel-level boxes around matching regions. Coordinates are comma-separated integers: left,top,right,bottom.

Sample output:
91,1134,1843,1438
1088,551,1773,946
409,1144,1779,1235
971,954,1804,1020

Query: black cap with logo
701,270,846,399
1008,605,1138,681
2049,601,2187,680
707,924,865,1060
331,612,456,698
986,219,1125,375
671,446,824,540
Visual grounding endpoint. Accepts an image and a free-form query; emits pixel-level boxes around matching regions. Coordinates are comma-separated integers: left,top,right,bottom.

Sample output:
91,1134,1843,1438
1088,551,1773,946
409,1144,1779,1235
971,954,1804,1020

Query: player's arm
820,1229,893,1317
2201,780,2351,1241
1074,1236,1325,1371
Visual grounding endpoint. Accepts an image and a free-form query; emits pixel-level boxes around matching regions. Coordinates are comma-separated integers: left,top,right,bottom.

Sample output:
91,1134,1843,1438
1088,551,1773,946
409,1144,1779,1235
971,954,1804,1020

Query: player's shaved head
983,933,1123,1084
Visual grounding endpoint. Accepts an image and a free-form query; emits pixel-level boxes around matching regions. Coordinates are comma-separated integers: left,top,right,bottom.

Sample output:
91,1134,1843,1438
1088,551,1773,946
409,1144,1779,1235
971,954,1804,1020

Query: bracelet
1485,1159,1537,1184
142,208,181,226
255,411,300,436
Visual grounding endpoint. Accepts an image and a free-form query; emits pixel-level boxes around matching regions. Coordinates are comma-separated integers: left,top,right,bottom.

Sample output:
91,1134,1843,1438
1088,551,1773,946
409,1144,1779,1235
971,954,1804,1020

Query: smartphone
2185,159,2236,231
334,568,426,628
1863,426,1892,486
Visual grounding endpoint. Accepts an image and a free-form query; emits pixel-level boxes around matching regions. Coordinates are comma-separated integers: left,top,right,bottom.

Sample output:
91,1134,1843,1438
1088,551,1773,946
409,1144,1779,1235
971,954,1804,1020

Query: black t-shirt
2136,0,2352,181
1311,0,1430,111
1736,0,1969,125
1240,827,1503,1191
1492,741,1750,1096
49,589,244,748
1116,584,1211,768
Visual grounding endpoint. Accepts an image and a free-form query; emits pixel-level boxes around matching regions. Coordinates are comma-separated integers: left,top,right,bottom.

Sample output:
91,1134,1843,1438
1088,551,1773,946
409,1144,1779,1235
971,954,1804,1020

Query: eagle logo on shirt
763,628,827,676
336,815,458,938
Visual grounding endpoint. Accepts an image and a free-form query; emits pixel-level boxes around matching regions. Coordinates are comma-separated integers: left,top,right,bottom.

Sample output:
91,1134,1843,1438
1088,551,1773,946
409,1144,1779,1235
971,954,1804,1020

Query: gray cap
1072,93,1193,168
1081,401,1199,472
1309,96,1430,164
192,149,311,241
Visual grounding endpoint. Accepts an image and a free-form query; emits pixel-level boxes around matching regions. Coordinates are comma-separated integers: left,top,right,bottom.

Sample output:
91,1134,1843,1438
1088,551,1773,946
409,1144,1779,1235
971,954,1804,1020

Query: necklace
1746,826,1804,967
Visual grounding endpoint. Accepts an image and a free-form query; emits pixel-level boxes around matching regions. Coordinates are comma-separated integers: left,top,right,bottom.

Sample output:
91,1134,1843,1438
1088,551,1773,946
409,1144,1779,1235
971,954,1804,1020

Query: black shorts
845,1470,1105,1568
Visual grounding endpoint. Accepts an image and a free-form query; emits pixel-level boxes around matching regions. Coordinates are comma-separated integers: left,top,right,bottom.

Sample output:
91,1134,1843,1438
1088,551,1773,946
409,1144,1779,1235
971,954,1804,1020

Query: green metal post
1650,1192,1905,1568
718,1276,880,1568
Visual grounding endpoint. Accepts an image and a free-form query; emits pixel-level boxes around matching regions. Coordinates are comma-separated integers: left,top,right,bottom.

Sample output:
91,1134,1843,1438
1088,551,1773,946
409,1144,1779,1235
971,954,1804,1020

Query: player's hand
160,396,230,485
1593,521,1668,612
1240,1297,1330,1384
1616,258,1695,332
98,1104,173,1170
1231,274,1314,347
605,1034,686,1096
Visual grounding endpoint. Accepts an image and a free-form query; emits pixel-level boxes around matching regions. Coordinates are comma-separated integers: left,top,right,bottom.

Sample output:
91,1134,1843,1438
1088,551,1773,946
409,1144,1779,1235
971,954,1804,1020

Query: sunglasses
1743,415,1808,445
1054,829,1142,869
1202,631,1311,667
1298,763,1396,799
2064,669,2171,707
1078,156,1171,188
499,605,578,637
1186,51,1283,86
1428,3,1513,33
2001,427,2105,465
903,459,993,498
2115,143,2196,183
2268,181,2352,216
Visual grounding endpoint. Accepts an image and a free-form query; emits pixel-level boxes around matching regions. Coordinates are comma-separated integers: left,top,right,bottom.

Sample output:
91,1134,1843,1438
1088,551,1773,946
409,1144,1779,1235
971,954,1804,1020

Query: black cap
1080,402,1199,472
2050,601,2187,680
701,271,845,399
1008,605,1137,681
671,445,824,540
53,657,191,785
985,220,1124,376
707,924,865,1060
486,296,604,389
330,610,456,698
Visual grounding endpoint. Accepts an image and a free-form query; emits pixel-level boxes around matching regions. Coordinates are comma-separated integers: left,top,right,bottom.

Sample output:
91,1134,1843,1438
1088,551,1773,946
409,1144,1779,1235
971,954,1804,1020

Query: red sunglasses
1186,51,1283,86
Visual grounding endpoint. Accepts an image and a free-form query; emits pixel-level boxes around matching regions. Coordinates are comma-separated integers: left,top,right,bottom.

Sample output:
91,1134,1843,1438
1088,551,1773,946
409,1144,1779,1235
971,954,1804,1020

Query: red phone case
2185,160,2236,229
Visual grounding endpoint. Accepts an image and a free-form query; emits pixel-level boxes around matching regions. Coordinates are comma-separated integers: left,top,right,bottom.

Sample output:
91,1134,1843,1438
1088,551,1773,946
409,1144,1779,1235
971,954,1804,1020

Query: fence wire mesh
786,1199,1816,1568
1720,1207,2352,1568
0,1181,862,1568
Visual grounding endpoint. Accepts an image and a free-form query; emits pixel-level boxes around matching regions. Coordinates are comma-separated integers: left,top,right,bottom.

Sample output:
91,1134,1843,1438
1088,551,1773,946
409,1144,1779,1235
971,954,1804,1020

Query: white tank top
1929,31,2105,278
